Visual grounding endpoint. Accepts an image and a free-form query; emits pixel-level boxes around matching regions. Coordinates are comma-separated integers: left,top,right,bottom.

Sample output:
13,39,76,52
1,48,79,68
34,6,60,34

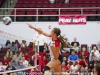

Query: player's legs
54,65,61,75
44,59,61,75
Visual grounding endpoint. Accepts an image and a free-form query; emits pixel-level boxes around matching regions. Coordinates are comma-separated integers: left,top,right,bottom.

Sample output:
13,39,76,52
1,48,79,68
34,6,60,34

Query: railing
0,7,100,21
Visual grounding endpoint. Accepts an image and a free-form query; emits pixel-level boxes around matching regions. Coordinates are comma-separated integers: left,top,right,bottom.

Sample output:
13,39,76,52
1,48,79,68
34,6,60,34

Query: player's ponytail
59,35,67,50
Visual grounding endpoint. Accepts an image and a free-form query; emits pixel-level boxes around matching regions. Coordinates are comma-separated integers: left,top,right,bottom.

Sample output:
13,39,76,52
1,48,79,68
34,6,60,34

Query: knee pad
43,66,50,71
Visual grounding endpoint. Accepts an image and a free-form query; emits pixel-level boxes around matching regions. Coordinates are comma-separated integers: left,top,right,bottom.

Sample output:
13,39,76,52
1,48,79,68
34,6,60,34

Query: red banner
59,15,86,25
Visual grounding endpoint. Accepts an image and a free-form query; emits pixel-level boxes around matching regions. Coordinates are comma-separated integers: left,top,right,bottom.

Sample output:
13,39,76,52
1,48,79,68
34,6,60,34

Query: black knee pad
43,66,50,71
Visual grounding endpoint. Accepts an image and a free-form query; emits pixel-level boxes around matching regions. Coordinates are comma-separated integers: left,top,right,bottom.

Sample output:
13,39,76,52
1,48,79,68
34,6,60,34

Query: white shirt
70,65,78,72
33,33,47,46
48,38,61,59
23,60,28,67
90,50,100,59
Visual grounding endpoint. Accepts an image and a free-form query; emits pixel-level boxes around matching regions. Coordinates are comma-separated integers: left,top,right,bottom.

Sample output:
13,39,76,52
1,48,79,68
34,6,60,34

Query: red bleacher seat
43,11,50,15
83,4,90,7
81,44,88,50
56,4,62,7
11,11,14,15
73,12,80,14
21,4,29,8
26,11,34,15
63,4,69,7
77,0,84,3
70,4,77,7
83,0,90,3
66,12,73,14
77,4,83,7
90,4,97,7
35,4,43,7
28,4,35,8
97,3,100,7
24,0,30,3
15,3,22,8
17,0,23,3
60,12,66,15
33,11,41,15
89,11,96,14
30,0,36,3
70,0,77,3
43,0,50,3
50,11,57,15
36,0,44,3
97,0,100,3
16,11,25,15
49,4,55,7
90,0,97,3
43,4,49,7
83,11,89,14
97,11,100,14
91,44,97,50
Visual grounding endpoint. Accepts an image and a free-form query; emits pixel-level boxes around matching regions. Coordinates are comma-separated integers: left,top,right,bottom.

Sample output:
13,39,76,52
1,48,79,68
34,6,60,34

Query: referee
33,28,47,53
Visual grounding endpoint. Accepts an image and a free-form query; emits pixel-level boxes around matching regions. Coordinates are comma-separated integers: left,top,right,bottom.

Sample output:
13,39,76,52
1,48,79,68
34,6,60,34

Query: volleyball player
27,23,67,75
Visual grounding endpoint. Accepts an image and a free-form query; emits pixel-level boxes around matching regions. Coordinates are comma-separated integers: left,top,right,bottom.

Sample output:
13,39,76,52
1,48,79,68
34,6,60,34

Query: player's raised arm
27,23,50,37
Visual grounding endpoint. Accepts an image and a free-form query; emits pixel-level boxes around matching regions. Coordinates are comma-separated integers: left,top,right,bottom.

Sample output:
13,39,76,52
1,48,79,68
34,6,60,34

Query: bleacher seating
10,0,100,21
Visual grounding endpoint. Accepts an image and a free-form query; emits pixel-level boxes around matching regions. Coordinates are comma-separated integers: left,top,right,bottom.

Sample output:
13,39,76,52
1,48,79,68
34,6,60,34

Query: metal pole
14,9,16,22
36,9,38,22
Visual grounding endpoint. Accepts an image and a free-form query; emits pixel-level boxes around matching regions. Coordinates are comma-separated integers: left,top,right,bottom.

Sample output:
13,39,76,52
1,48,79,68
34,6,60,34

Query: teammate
27,23,67,75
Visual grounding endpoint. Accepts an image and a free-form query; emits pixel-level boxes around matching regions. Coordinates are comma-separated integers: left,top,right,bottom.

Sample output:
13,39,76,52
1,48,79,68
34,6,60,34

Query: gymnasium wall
0,22,100,46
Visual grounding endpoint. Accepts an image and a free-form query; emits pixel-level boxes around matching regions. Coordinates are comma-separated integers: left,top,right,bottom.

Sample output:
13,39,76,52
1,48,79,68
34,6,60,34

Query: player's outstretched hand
27,23,34,29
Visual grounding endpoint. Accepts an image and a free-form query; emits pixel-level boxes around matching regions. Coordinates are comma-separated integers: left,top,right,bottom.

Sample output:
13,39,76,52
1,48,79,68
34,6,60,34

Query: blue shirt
68,54,79,61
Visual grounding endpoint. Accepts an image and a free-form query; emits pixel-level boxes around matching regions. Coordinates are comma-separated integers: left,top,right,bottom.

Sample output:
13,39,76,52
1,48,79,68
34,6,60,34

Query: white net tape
0,65,39,74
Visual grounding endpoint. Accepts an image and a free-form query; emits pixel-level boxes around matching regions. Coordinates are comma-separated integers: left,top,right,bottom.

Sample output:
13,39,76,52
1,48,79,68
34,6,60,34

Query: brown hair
95,63,100,75
53,27,67,50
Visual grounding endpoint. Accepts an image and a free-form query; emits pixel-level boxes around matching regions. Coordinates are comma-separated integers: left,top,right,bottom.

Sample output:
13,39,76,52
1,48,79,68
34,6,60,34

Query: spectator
63,57,68,65
24,52,30,61
68,50,79,63
70,61,79,74
61,61,69,72
14,52,22,62
28,42,34,56
6,48,13,58
10,57,18,69
89,50,98,62
4,40,11,48
90,46,100,60
94,63,100,75
78,47,89,59
29,57,34,66
71,37,80,47
80,66,87,75
10,42,18,54
21,57,28,67
2,56,9,66
21,40,27,49
15,40,21,49
78,56,88,69
65,0,69,3
72,43,79,53
49,0,55,3
29,69,35,75
17,60,26,75
3,62,16,75
0,62,6,72
62,38,71,53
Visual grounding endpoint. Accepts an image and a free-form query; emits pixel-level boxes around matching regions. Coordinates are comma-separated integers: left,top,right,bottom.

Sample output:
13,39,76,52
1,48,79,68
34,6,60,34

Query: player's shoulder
54,39,60,47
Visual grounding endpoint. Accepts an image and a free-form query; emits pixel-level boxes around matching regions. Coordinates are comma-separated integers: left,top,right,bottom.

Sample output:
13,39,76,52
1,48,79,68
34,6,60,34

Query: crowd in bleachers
0,37,100,75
